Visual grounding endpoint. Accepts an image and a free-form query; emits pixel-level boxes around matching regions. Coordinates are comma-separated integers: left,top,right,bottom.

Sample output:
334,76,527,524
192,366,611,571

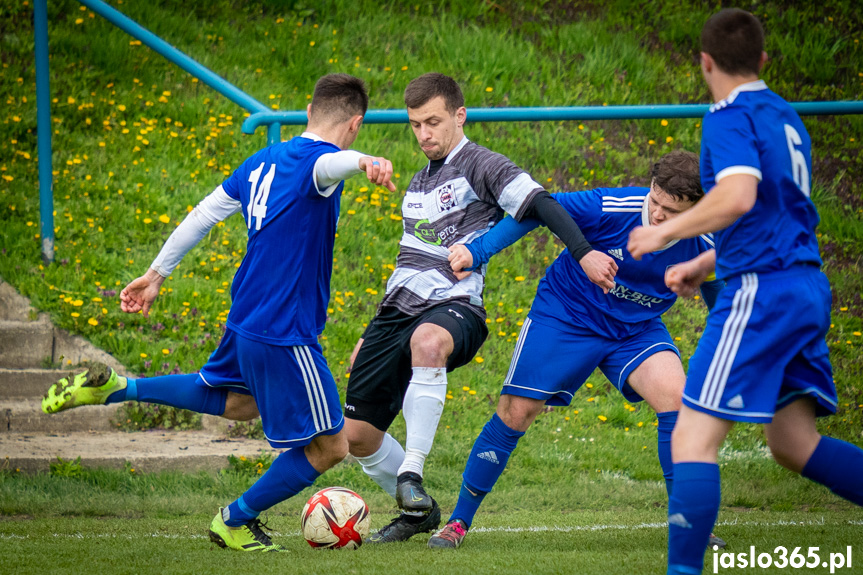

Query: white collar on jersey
301,131,324,141
430,136,470,170
641,188,680,252
710,80,768,113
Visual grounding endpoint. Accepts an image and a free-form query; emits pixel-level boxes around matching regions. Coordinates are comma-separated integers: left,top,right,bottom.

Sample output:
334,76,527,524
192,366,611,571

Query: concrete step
0,430,279,474
0,368,69,399
0,280,34,322
0,398,116,433
0,320,54,369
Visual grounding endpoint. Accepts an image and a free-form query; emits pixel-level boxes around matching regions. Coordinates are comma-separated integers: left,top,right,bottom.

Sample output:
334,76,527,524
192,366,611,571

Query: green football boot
208,508,287,552
41,362,126,414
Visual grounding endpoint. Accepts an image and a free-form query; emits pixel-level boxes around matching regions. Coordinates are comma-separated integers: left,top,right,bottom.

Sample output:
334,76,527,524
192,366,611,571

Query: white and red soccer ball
301,487,371,549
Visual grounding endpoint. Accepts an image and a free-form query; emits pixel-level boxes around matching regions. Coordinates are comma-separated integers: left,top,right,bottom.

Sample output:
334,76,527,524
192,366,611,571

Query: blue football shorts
683,266,836,423
502,315,679,405
197,328,344,448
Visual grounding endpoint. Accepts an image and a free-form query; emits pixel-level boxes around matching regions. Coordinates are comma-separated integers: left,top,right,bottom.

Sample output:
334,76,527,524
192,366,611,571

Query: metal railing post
34,0,54,264
267,123,281,146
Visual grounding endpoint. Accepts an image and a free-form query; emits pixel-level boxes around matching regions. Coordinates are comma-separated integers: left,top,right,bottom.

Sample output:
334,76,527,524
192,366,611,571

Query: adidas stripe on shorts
198,328,343,447
683,266,836,423
502,315,679,405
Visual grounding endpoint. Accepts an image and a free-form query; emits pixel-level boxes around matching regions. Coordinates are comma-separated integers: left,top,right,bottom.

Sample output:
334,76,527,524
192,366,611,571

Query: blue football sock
667,462,720,574
106,377,136,404
107,373,228,416
801,436,863,506
656,411,678,498
225,448,321,526
451,413,525,528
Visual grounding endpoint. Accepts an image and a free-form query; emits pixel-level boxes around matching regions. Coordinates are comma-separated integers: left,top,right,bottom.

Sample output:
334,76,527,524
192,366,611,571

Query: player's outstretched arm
665,250,717,299
315,152,397,193
358,156,396,192
128,186,241,319
448,215,542,280
120,269,165,319
524,191,617,293
578,251,618,294
628,174,757,260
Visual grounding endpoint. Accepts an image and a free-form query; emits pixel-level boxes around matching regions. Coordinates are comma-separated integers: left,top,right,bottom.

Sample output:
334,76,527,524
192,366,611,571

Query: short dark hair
404,73,464,113
701,9,764,76
651,150,703,203
308,74,368,125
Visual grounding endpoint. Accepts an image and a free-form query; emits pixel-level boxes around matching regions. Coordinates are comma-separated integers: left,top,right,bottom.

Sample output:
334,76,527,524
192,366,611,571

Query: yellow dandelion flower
88,318,98,326
158,214,170,224
140,353,148,358
474,356,484,363
598,415,607,421
71,312,80,318
661,119,668,126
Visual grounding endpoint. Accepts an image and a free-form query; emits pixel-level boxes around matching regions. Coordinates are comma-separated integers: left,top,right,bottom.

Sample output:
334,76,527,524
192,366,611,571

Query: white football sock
354,432,404,499
398,367,447,478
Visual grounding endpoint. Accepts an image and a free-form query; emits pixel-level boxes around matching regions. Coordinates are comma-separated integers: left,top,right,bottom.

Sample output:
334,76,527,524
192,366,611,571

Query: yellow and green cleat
208,508,287,552
41,362,126,414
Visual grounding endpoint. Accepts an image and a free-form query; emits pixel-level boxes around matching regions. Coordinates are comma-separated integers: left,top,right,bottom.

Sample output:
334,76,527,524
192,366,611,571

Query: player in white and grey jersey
381,137,553,318
343,73,620,544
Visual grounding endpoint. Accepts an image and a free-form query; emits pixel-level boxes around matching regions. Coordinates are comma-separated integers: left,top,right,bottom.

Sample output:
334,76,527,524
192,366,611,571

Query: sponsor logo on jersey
727,395,745,409
414,219,442,246
344,403,356,411
477,450,500,464
414,219,458,245
448,308,464,319
608,248,624,261
407,202,424,209
608,283,665,308
436,183,458,212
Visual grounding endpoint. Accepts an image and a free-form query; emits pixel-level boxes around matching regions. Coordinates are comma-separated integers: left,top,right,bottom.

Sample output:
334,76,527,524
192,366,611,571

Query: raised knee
410,326,450,365
768,442,805,473
327,435,350,466
310,433,349,471
345,428,378,458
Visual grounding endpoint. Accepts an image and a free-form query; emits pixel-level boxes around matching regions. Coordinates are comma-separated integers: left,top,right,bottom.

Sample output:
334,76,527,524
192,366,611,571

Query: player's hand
347,338,364,373
359,156,396,192
119,269,165,318
627,225,669,261
665,255,713,299
579,250,618,294
448,244,474,281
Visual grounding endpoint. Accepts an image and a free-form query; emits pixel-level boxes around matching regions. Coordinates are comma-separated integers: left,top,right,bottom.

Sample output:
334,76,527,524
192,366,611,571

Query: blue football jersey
530,187,714,339
700,81,822,280
220,137,343,345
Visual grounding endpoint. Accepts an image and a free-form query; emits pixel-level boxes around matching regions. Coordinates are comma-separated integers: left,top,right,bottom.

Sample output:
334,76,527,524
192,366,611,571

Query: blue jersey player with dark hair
628,9,863,575
428,150,726,550
42,73,398,552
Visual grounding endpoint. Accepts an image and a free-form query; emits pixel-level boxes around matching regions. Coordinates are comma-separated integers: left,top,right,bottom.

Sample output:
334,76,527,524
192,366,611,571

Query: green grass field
1,0,862,572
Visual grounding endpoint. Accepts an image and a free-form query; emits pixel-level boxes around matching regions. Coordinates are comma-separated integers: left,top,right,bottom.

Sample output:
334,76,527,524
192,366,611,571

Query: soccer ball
301,487,371,549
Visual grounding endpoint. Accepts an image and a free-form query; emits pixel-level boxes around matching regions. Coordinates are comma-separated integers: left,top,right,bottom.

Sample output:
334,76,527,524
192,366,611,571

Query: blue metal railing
241,101,863,132
33,0,863,264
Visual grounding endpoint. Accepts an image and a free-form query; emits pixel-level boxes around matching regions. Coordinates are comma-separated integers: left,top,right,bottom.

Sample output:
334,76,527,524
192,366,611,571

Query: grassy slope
0,0,862,568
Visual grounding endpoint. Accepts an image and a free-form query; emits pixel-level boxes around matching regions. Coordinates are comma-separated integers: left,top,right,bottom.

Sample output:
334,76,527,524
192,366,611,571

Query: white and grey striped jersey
378,137,543,317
